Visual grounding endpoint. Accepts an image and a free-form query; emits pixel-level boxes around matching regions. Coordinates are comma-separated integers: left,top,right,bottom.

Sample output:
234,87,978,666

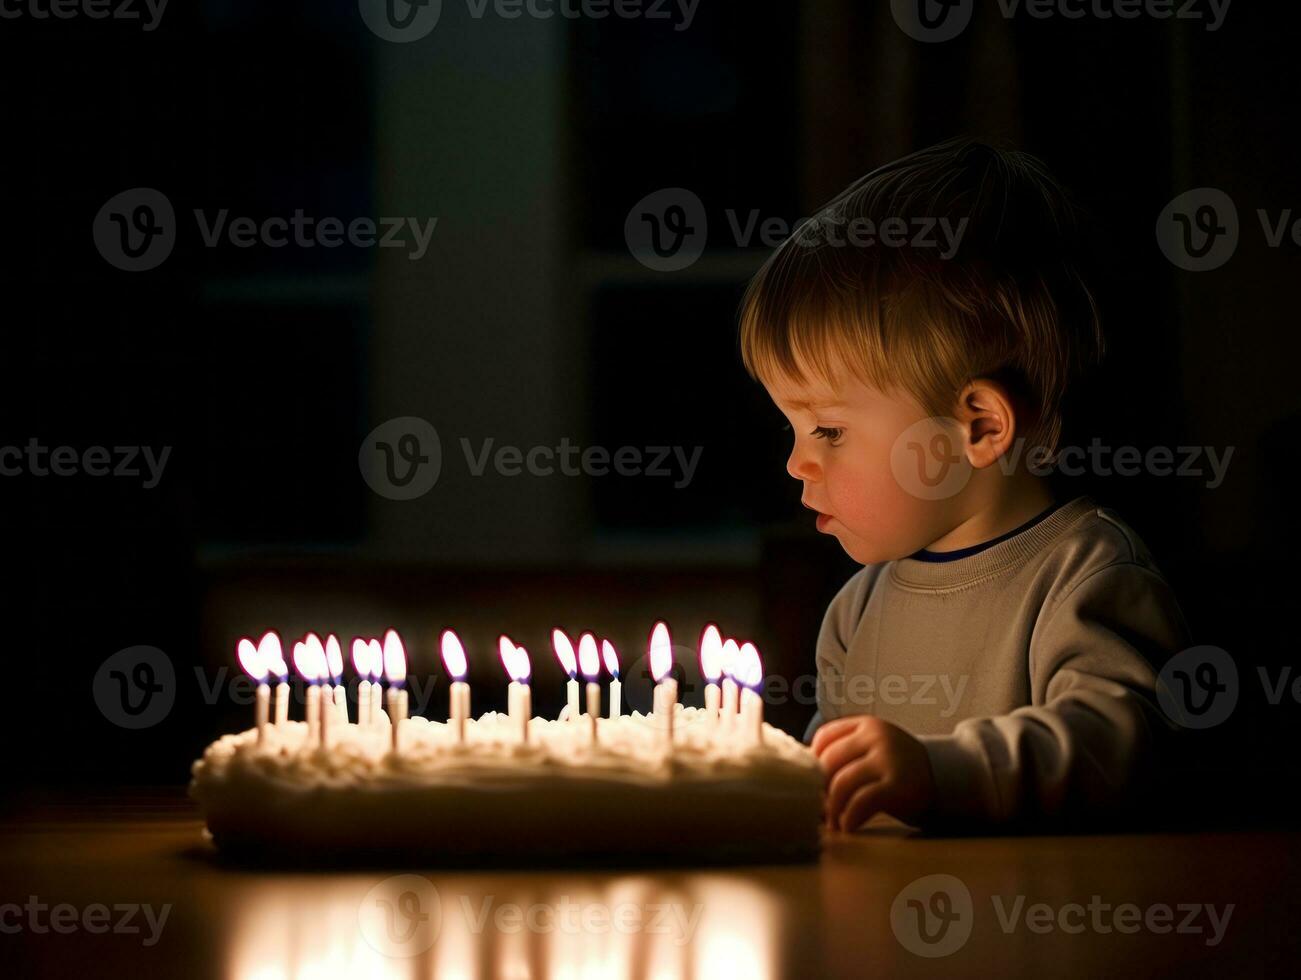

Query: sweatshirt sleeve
916,561,1189,830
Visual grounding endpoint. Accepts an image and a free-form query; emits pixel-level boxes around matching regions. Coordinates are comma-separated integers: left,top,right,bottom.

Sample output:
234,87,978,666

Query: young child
740,139,1188,832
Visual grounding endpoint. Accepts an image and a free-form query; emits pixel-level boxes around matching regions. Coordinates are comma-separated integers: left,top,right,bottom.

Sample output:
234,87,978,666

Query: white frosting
190,708,823,863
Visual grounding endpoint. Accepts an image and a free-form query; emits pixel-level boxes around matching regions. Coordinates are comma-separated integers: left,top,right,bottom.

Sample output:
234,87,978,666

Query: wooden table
3,790,1297,978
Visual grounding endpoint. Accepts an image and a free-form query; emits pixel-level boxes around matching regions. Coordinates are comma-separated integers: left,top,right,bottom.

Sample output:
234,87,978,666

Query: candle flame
551,628,577,677
350,637,370,676
721,637,739,681
236,637,266,682
440,628,468,680
699,623,723,682
305,632,325,675
382,628,406,683
367,638,384,680
500,635,531,683
601,638,620,678
649,621,673,683
737,641,764,690
292,639,320,682
324,634,343,680
577,632,599,680
257,630,287,680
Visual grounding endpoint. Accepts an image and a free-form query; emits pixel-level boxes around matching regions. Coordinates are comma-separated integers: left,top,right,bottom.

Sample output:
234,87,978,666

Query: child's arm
913,561,1187,828
818,561,1188,830
809,566,886,738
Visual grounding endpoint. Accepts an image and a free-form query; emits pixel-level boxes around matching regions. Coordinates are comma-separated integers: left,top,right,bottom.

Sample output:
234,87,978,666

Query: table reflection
225,872,779,979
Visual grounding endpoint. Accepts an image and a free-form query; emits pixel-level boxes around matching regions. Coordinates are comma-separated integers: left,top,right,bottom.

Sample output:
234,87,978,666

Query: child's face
764,366,964,564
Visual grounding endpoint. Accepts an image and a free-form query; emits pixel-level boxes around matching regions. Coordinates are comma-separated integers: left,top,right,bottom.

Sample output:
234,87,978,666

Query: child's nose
786,443,821,482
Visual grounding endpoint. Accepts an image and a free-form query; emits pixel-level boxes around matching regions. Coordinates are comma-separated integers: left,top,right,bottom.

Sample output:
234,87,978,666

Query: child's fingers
839,782,891,833
825,756,882,827
810,716,862,756
817,730,874,781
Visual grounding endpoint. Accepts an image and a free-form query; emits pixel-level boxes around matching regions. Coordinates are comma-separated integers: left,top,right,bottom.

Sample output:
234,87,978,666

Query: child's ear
954,379,1017,469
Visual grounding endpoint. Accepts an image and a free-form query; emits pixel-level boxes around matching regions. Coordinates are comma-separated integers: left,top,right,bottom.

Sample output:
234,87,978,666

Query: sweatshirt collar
889,496,1097,591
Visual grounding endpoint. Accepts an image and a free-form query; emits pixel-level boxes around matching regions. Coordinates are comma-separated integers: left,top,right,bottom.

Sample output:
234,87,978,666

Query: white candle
257,630,290,730
648,621,676,746
333,684,347,727
699,624,723,719
516,683,531,743
368,638,384,726
721,677,739,727
705,683,721,717
601,639,621,719
441,629,471,744
305,683,321,746
451,681,470,743
737,642,765,745
237,637,272,746
357,679,371,728
578,633,600,744
324,635,344,734
500,636,533,744
383,629,409,753
552,629,580,721
255,683,270,744
741,687,763,744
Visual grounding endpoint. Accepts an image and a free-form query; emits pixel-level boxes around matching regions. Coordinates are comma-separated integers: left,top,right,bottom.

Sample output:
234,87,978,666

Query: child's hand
811,715,936,831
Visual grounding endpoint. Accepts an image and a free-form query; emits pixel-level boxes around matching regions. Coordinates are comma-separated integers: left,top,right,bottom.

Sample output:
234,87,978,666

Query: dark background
2,1,1297,825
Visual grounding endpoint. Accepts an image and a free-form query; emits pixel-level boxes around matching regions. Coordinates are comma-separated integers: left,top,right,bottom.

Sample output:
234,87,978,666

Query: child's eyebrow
786,399,846,412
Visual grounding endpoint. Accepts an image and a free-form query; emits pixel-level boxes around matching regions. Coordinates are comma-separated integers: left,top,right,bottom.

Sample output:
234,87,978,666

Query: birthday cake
189,709,824,865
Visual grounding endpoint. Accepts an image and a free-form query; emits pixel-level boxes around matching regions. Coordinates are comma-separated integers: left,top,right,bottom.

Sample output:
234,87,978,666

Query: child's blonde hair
739,138,1103,453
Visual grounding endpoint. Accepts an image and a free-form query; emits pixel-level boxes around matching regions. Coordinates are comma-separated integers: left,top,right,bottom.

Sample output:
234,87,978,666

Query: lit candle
737,641,765,744
699,623,723,717
325,634,346,727
367,638,385,726
601,639,621,719
499,635,532,744
551,628,580,722
383,628,408,753
578,632,600,744
351,637,371,728
720,637,740,732
294,635,324,748
440,629,471,744
236,637,270,745
649,621,677,745
259,631,290,728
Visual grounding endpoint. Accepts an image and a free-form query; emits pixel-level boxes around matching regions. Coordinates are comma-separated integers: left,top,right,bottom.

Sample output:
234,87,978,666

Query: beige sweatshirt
813,496,1189,830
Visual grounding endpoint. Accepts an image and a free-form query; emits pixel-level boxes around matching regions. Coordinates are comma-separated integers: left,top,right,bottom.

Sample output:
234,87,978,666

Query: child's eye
810,425,844,445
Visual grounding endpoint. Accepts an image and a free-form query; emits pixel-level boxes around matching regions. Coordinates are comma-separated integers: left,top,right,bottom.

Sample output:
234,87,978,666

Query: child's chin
834,530,902,566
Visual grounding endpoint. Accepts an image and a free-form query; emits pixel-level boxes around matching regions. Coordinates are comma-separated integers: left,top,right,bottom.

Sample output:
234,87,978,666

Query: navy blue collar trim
909,502,1062,563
